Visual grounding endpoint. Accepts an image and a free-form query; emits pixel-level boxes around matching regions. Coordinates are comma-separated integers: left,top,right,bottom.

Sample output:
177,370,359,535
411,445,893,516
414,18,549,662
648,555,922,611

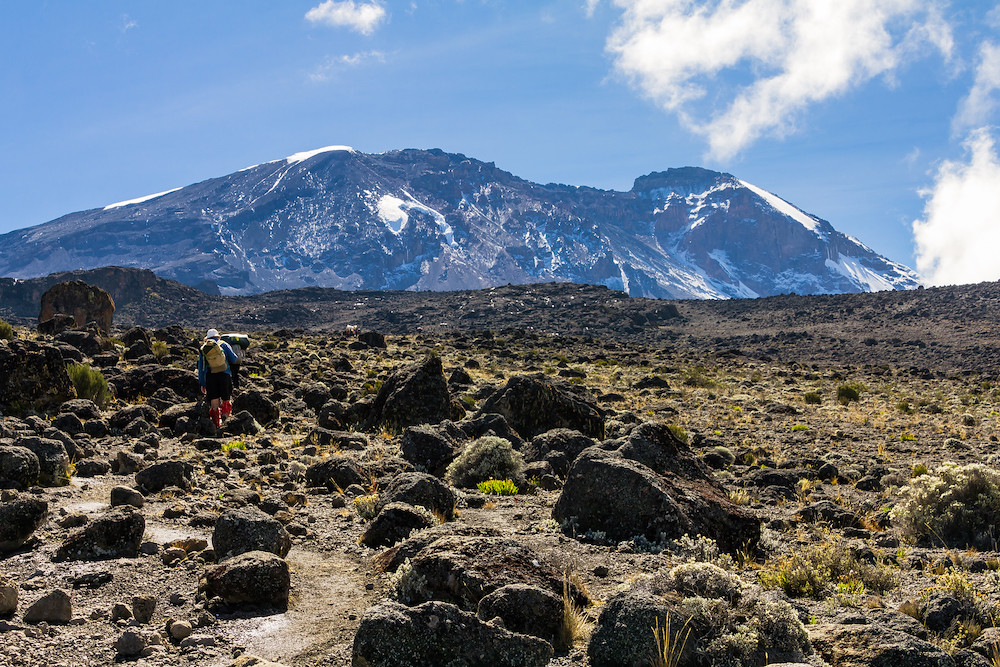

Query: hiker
220,332,251,390
198,329,240,429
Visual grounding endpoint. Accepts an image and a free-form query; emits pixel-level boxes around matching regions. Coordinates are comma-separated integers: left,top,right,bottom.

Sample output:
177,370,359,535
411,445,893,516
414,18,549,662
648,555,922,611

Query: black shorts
205,372,233,402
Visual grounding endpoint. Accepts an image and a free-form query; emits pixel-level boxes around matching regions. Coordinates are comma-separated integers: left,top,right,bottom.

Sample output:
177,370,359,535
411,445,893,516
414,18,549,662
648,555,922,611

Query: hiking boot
221,401,232,418
210,408,222,430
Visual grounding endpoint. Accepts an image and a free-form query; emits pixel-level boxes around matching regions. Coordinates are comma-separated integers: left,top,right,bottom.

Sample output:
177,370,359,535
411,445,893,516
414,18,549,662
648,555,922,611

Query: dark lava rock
456,413,526,449
0,497,48,552
304,455,365,491
553,421,759,555
522,428,597,477
808,623,956,667
109,404,159,432
16,437,69,487
232,390,280,425
796,500,862,529
110,486,145,509
375,472,456,520
398,422,467,476
0,341,76,411
109,365,200,402
0,446,40,489
74,458,111,478
39,280,114,334
477,583,564,643
352,600,553,667
372,524,503,574
477,374,604,440
23,588,73,624
212,506,291,560
306,428,368,451
55,507,144,561
51,412,84,435
588,590,678,667
365,355,466,431
58,398,103,420
360,502,436,548
135,460,194,494
200,550,290,608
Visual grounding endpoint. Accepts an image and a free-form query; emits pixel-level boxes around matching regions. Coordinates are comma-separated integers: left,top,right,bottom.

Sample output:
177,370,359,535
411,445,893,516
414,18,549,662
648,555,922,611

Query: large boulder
808,623,955,667
352,600,553,667
109,404,159,431
0,341,76,411
360,502,436,548
375,472,456,520
522,428,597,477
38,280,115,334
477,374,605,440
304,455,365,491
0,446,40,489
552,422,760,555
212,506,291,560
0,497,48,552
135,460,194,494
398,422,467,476
17,437,69,487
108,365,200,401
200,550,290,608
233,390,280,425
477,583,564,644
23,589,73,624
55,507,144,561
365,356,466,432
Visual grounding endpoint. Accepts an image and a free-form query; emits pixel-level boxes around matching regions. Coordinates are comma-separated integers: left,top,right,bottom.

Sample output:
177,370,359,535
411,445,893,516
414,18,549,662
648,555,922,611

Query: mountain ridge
0,146,920,298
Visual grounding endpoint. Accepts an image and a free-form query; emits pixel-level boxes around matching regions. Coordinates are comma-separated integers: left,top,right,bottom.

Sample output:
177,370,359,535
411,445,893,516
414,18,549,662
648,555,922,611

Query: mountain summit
0,147,919,298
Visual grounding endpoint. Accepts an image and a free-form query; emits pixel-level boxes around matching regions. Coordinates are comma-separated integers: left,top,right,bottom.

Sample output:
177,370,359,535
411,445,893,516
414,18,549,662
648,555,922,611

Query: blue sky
2,1,999,286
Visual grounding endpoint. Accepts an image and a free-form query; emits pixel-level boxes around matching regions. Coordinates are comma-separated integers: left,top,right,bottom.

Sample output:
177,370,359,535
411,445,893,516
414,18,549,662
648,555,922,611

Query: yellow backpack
201,340,228,373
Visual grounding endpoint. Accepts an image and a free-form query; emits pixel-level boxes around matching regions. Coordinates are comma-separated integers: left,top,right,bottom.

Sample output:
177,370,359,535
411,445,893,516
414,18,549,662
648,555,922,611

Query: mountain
0,146,920,298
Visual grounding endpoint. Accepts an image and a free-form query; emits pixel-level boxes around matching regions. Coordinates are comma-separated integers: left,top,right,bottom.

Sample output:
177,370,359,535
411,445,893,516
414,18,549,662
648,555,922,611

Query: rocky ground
1,280,1000,666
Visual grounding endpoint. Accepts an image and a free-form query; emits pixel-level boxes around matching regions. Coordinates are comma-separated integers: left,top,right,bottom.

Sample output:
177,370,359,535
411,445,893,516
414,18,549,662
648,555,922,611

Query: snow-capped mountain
0,146,920,298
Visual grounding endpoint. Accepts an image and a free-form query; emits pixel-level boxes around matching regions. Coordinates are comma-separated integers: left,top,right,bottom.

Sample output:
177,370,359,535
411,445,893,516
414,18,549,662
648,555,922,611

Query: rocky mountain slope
0,147,919,298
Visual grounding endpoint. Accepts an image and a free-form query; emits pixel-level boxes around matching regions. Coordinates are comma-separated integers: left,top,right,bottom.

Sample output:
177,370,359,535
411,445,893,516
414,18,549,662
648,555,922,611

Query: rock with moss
0,445,40,489
477,374,605,440
352,600,553,667
360,502,436,548
200,550,290,608
0,341,76,411
476,583,564,644
808,623,954,667
365,355,466,432
375,472,457,519
55,507,144,561
212,506,291,560
0,496,48,552
16,437,69,487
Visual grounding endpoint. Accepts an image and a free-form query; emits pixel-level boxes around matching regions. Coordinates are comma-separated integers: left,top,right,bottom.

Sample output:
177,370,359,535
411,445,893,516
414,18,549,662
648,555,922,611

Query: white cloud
306,1,387,36
953,42,1000,133
605,0,952,160
309,50,386,82
120,14,137,33
912,128,1000,286
585,0,601,18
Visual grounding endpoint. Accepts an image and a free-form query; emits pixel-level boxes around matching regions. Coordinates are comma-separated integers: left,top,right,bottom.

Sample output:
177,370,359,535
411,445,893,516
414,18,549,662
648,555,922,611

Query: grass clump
758,541,897,599
67,362,111,408
836,382,865,405
476,478,518,496
0,319,13,341
445,435,524,488
353,493,379,521
803,391,822,405
890,463,1000,549
222,439,247,453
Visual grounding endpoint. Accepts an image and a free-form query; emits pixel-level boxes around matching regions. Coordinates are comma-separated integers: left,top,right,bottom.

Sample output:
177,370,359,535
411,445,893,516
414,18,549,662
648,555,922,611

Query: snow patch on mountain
104,188,181,210
377,195,410,234
826,256,898,292
738,180,821,234
285,145,356,165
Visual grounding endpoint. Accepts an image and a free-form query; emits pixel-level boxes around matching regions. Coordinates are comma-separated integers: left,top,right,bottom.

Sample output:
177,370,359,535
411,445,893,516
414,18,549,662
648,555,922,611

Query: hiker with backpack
198,329,240,429
219,333,251,390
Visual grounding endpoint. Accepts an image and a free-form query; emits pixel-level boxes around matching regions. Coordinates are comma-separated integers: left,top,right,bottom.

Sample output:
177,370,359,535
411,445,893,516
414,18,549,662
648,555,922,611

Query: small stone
109,603,132,621
179,634,215,648
132,595,156,624
23,589,72,624
115,629,147,657
161,547,186,566
168,592,186,606
0,575,17,616
169,619,193,640
110,486,145,509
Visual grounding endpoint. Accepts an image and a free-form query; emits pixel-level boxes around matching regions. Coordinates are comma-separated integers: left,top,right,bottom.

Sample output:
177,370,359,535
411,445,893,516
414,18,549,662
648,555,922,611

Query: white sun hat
205,329,220,339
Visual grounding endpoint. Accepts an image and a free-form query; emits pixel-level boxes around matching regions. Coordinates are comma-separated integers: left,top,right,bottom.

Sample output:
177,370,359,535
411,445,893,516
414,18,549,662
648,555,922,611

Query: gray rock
304,455,365,492
55,507,145,561
352,600,553,667
477,374,604,440
360,502,436,548
110,485,145,508
477,583,564,643
0,575,17,616
23,589,72,624
0,496,48,552
16,437,69,487
398,422,467,476
132,595,156,624
115,629,147,657
809,623,955,667
200,551,290,607
522,428,597,476
588,590,677,667
365,355,466,431
375,472,456,519
212,506,291,560
0,446,39,489
135,460,193,494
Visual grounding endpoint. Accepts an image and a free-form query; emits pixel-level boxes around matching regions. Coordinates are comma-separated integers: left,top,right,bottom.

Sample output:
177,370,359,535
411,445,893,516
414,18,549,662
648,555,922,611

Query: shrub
667,424,689,444
758,541,897,599
387,558,430,605
445,436,524,488
666,562,743,601
0,319,13,341
890,463,1000,549
67,363,110,408
477,478,519,495
353,493,379,521
152,340,169,360
803,391,822,405
836,383,864,405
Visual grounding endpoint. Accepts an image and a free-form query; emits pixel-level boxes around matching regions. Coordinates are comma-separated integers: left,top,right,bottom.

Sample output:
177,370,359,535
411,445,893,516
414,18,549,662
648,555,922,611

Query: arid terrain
2,274,1000,666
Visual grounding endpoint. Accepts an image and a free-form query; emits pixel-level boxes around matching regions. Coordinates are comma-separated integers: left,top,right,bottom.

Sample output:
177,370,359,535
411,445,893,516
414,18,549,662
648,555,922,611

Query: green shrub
152,340,169,360
67,363,110,408
836,383,864,405
758,542,897,599
477,478,519,495
353,493,379,521
890,463,1000,549
0,319,13,341
665,562,742,601
667,424,689,444
803,391,822,405
445,435,524,488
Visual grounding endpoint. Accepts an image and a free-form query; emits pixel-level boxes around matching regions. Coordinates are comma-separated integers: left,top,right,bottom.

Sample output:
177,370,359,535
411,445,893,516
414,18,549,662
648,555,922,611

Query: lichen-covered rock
0,446,40,489
0,341,76,411
477,374,605,440
398,422,467,476
109,404,159,431
304,455,365,491
0,497,47,552
808,623,955,667
522,428,597,476
135,460,194,494
365,355,466,432
14,437,69,487
360,502,436,548
553,422,760,555
108,364,200,402
38,280,115,334
200,550,290,608
375,472,456,519
232,390,280,425
55,507,144,561
352,600,553,667
212,506,291,560
477,583,564,643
